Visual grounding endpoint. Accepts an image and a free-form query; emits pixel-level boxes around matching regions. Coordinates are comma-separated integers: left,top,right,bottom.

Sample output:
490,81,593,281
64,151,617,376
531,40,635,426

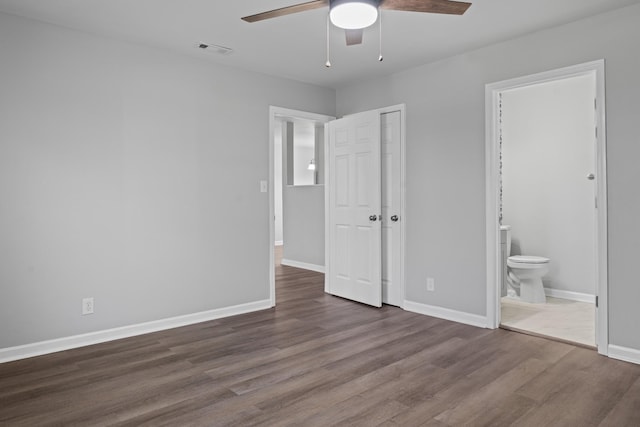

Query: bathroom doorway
485,61,608,353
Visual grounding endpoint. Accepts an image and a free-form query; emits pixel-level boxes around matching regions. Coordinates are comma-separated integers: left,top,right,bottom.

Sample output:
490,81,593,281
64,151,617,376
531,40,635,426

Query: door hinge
596,296,599,308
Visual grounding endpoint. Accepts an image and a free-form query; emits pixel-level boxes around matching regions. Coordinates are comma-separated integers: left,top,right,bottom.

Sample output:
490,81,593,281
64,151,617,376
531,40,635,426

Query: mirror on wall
277,117,324,186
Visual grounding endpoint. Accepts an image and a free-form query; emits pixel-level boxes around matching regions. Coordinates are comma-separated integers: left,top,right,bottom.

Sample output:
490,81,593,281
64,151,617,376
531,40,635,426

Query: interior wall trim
280,259,325,273
404,300,488,329
543,288,596,304
0,299,272,364
608,345,640,365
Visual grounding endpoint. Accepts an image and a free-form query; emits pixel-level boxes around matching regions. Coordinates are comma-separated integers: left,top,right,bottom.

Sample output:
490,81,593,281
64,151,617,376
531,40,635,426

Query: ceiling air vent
196,42,234,56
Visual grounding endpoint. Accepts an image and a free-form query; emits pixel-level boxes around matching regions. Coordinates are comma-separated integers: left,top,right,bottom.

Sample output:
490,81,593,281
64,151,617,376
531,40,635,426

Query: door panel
327,111,382,307
335,155,350,206
381,111,402,306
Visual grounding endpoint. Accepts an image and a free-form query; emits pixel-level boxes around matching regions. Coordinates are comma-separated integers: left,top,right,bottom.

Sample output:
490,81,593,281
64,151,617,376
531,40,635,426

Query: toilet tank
500,225,511,256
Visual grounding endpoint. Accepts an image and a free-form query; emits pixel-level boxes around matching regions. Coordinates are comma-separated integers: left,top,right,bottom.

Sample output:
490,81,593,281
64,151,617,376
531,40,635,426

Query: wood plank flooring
1,251,640,426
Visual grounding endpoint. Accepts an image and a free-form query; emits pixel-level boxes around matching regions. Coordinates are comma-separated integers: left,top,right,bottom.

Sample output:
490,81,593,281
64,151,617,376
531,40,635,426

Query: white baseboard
404,300,488,328
275,240,283,246
544,288,596,303
281,259,325,273
0,299,272,364
608,344,640,365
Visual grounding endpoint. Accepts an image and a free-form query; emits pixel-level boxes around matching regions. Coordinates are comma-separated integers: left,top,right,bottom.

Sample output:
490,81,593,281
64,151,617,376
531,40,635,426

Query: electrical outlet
427,277,435,292
82,297,94,315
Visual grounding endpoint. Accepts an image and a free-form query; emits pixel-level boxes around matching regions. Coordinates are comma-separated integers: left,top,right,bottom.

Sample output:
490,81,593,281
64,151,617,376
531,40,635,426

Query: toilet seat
506,255,550,303
508,255,550,264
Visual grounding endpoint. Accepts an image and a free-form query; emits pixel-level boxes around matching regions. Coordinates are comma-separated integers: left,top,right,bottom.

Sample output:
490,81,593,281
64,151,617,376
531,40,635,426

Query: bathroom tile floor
500,296,596,348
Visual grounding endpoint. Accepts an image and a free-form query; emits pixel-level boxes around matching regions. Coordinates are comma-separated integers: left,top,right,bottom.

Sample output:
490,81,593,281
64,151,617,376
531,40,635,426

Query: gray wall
337,4,640,351
0,12,335,348
502,75,596,296
282,185,325,267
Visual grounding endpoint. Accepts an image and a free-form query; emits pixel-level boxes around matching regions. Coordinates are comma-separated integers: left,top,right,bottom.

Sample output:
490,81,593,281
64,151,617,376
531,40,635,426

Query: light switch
260,180,268,193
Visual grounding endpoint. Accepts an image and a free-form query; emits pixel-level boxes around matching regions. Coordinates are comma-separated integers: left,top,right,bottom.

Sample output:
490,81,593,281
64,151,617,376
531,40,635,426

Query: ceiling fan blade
345,29,364,46
241,0,328,23
380,0,471,15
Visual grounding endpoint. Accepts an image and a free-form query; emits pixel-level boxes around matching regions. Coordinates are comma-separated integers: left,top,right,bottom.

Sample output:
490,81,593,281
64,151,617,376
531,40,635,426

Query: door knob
369,215,378,221
390,215,399,222
587,173,595,180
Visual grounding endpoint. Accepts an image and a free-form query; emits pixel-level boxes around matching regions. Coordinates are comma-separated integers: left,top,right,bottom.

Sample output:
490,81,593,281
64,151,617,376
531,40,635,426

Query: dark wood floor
1,251,640,426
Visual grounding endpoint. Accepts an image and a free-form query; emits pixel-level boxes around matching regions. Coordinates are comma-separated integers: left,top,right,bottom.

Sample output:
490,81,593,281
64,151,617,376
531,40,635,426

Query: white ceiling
1,0,639,89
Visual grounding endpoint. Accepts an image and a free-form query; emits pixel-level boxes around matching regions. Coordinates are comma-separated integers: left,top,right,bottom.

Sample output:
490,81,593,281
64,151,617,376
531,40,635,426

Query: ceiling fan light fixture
329,0,378,30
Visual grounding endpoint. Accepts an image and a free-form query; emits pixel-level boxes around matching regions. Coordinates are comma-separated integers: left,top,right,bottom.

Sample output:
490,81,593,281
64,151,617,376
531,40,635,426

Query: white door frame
268,106,335,307
325,104,407,308
378,104,406,308
484,60,608,354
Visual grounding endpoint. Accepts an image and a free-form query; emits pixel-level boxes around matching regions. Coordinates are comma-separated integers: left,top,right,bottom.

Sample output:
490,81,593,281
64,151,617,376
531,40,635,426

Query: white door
326,110,382,307
381,111,402,306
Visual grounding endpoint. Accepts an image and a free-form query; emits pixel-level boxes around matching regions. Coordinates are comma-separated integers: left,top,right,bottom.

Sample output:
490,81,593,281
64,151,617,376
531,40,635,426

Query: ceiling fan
241,0,472,46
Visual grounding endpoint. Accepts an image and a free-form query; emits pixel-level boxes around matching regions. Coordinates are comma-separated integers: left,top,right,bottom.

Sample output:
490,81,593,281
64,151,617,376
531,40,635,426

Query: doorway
268,107,334,306
485,60,608,354
268,105,406,309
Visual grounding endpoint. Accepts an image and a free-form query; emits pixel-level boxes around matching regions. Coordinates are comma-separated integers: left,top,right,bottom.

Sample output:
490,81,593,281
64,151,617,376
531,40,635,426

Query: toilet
501,225,550,304
507,255,550,303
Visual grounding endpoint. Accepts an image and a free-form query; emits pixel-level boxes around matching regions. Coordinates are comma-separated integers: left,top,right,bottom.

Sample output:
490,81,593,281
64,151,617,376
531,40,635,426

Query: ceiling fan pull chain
325,13,332,67
378,9,383,62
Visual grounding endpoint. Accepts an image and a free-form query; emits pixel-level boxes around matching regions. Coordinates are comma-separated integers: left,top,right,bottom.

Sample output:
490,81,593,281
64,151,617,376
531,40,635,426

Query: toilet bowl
507,255,550,304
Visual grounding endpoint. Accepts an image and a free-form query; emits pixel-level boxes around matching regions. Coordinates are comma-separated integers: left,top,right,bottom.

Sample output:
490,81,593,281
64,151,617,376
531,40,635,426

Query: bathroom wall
0,12,335,350
336,3,640,352
501,75,597,298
